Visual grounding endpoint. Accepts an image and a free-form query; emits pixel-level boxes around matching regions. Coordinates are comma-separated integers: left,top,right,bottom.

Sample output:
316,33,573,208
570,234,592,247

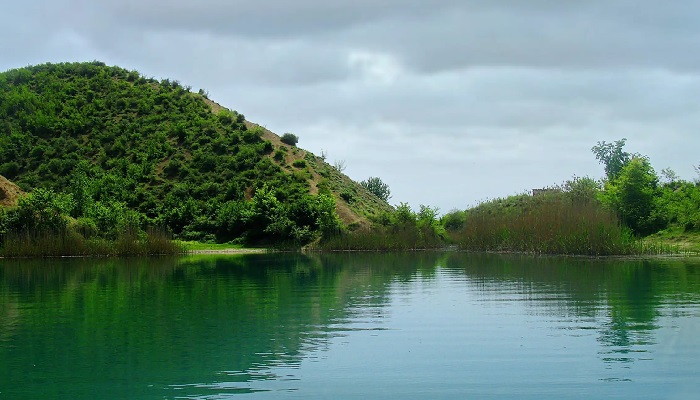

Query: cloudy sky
3,1,699,212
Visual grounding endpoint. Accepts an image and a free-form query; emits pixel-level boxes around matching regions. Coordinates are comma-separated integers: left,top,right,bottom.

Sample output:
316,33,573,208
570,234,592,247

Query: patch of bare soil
0,175,23,207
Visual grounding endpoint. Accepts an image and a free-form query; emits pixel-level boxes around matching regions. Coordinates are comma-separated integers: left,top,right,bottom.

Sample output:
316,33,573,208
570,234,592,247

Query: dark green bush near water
655,180,700,231
3,184,142,241
0,187,182,257
216,185,341,246
598,156,665,236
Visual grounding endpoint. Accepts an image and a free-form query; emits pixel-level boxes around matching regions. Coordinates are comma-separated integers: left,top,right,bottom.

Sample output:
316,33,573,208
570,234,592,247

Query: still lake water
1,252,699,399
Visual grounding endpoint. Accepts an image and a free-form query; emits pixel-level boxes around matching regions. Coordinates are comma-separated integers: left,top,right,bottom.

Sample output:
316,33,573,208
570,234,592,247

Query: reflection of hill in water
0,253,440,398
1,253,699,398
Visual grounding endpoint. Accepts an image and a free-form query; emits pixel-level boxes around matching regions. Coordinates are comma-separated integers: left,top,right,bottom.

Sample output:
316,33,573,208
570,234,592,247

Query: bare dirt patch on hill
0,175,24,207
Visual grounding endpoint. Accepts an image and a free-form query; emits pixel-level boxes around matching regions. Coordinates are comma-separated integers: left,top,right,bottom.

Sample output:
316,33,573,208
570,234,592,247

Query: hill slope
0,61,391,243
0,175,23,207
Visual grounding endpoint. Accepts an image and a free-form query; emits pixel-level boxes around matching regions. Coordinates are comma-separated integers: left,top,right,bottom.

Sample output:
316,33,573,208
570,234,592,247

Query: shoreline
187,248,270,255
2,246,698,259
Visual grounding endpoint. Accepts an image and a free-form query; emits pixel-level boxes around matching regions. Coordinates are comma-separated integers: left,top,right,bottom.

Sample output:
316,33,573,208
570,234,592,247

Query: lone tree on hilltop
281,133,299,146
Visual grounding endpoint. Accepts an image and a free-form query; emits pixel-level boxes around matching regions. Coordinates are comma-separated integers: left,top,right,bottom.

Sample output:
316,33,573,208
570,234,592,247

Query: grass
645,226,700,254
178,241,247,251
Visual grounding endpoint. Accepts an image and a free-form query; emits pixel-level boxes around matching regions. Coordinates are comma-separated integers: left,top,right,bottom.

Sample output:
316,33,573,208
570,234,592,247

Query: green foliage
441,209,466,231
655,181,700,231
0,187,181,256
217,109,238,125
592,138,631,181
560,176,601,203
588,140,700,238
8,188,73,234
599,157,664,236
280,133,299,146
292,159,307,168
0,61,345,247
361,176,391,202
215,185,342,245
339,189,355,203
417,205,444,237
318,202,444,251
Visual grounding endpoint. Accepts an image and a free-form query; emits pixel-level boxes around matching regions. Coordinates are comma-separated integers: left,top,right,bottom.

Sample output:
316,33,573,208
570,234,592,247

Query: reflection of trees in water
1,253,698,397
443,253,700,365
0,297,19,343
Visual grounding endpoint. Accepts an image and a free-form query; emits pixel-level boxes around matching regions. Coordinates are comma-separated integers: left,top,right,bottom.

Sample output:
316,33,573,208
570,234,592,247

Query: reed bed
0,227,183,257
451,196,651,256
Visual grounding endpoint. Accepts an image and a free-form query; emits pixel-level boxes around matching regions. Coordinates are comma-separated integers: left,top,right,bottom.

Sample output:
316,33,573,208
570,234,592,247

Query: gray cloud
2,0,699,212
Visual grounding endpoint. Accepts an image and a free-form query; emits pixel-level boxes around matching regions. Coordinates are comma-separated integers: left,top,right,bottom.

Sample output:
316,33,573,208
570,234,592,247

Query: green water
1,253,699,399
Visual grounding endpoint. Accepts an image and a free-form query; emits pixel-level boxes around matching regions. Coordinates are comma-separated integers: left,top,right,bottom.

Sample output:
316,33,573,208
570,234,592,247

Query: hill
0,61,391,244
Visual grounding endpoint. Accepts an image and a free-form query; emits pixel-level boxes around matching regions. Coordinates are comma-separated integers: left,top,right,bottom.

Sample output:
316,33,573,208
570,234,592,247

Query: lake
1,252,699,399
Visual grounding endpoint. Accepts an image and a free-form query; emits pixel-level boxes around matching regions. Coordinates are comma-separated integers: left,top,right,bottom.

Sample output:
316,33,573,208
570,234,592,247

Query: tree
361,177,391,202
660,167,679,184
11,188,74,233
280,133,299,146
441,209,466,231
592,138,631,181
599,156,663,235
333,159,346,173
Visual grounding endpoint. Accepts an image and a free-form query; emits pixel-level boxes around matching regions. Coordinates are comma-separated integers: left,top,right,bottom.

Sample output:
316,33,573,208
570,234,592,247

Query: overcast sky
3,1,699,212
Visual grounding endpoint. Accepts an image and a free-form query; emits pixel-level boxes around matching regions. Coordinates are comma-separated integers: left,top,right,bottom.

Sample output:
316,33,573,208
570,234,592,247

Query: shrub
340,190,355,203
292,159,306,168
281,133,299,146
260,140,274,154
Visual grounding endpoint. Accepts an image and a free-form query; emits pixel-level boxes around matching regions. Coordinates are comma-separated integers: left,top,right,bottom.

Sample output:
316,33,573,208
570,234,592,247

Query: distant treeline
319,140,700,256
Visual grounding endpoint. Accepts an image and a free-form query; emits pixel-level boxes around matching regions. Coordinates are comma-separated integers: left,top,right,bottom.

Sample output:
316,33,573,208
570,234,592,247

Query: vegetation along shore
1,62,699,257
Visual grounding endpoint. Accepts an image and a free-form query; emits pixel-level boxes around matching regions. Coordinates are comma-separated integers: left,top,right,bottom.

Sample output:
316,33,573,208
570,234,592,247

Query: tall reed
451,195,644,256
0,227,183,257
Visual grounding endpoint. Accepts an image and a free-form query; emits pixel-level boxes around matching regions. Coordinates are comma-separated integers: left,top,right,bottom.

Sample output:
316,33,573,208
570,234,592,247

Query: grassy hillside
0,61,391,246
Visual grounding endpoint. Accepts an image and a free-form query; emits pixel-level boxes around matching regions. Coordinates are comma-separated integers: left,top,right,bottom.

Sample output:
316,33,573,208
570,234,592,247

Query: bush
361,177,391,202
340,190,355,203
281,133,299,146
292,159,306,168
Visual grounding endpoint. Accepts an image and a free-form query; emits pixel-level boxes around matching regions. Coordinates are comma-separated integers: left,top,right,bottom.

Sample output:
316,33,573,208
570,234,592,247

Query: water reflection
0,253,699,399
442,254,700,367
